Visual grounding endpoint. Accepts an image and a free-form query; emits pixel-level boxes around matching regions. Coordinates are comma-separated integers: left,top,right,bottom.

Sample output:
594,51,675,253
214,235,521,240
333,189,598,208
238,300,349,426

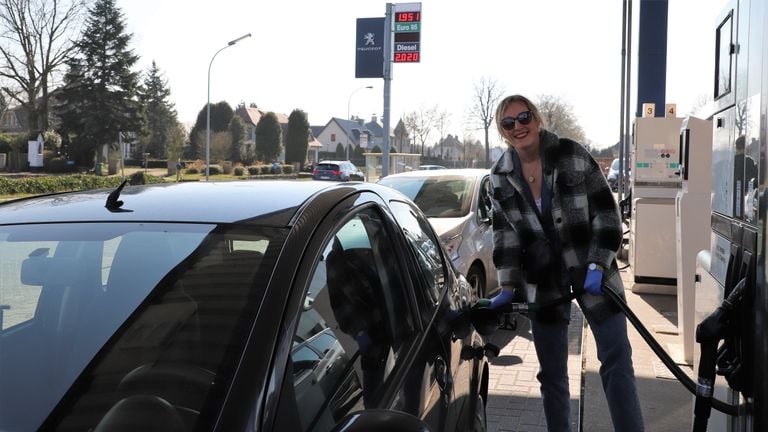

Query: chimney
357,118,364,126
371,114,378,124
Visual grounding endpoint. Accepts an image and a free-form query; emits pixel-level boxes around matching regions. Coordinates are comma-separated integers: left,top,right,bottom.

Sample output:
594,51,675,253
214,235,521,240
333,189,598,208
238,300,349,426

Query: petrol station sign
393,3,421,63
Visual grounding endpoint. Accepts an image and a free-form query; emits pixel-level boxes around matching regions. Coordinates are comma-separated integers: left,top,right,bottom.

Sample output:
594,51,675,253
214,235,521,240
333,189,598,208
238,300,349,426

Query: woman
486,94,644,431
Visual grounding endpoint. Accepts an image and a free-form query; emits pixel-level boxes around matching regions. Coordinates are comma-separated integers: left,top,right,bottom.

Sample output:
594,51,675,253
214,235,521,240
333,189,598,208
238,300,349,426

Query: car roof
0,181,387,227
380,168,488,179
316,160,349,165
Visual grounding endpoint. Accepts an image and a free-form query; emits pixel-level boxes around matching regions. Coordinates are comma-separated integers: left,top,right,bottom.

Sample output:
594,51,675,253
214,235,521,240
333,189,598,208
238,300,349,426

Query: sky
116,0,725,150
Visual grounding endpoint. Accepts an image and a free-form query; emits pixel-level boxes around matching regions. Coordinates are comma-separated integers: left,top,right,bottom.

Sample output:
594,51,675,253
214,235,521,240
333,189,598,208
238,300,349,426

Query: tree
254,111,281,162
334,142,344,159
0,0,85,136
285,108,309,167
434,109,450,159
228,115,245,163
468,76,503,168
403,106,437,156
57,0,143,166
139,60,177,158
166,120,186,161
534,94,585,142
188,101,233,159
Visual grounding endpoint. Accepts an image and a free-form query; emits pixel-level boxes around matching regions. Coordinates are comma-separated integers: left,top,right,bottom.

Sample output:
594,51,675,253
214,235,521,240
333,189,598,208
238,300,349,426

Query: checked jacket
489,129,626,322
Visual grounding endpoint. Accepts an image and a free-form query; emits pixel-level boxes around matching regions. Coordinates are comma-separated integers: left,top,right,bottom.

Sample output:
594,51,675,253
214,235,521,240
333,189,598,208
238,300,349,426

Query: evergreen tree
254,112,282,162
335,143,344,159
285,109,309,167
57,0,143,166
228,115,246,162
139,60,177,158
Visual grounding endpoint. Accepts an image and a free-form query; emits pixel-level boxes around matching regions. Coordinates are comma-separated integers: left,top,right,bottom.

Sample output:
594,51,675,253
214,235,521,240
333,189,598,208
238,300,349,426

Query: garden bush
282,165,294,174
208,164,222,175
247,166,260,175
233,166,244,176
0,174,165,196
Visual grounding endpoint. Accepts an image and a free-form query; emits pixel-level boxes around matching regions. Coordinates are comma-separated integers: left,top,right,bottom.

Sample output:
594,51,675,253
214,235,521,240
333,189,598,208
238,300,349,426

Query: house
314,117,374,155
0,105,27,134
314,115,410,156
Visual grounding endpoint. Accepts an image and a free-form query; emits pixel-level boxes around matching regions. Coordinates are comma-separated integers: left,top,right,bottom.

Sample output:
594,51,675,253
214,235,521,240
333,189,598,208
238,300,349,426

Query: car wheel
470,393,487,432
466,264,486,298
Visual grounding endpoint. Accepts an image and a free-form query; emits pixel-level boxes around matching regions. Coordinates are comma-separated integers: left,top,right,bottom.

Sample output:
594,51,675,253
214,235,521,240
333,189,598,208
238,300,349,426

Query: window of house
331,133,336,142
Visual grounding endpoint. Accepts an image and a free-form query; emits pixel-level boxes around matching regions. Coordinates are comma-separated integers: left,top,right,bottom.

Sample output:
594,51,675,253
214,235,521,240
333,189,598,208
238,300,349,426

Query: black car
0,180,491,432
312,160,365,181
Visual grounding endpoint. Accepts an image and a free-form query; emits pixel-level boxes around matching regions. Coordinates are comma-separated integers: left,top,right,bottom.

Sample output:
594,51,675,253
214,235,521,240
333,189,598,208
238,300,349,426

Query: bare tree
434,108,450,159
534,94,586,142
403,105,437,156
468,76,503,168
0,0,85,135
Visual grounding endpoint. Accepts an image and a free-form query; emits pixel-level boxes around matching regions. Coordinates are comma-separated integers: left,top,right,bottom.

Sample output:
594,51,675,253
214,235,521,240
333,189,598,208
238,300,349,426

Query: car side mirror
330,409,431,432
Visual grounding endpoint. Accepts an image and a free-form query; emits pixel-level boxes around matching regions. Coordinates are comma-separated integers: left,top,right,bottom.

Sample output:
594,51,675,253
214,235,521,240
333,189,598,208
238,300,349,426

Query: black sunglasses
500,111,534,130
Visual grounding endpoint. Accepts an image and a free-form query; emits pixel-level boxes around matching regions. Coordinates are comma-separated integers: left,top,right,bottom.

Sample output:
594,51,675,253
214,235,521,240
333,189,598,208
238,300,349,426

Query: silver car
378,168,499,298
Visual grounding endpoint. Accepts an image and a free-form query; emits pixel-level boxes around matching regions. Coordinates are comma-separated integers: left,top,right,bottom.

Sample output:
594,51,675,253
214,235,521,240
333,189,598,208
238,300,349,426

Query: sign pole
382,3,393,178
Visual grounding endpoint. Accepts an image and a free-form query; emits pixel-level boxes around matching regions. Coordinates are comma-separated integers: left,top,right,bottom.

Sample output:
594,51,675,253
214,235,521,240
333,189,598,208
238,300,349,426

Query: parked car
312,160,364,181
0,180,492,432
378,169,499,299
606,158,629,192
418,165,447,171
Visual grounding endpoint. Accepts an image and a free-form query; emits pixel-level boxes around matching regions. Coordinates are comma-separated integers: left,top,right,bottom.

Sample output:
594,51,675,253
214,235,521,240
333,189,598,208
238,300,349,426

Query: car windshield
0,222,287,431
379,175,473,218
611,159,620,170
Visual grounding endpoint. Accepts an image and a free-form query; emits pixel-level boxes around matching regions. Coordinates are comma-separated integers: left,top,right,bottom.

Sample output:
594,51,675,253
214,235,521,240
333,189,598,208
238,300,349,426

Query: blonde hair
494,95,545,144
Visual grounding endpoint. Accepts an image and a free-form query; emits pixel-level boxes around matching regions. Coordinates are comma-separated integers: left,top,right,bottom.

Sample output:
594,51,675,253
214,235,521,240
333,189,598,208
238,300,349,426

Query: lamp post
346,85,373,160
206,33,251,181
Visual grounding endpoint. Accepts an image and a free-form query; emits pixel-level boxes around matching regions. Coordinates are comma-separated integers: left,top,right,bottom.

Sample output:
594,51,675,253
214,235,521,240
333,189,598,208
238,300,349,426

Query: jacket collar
493,129,561,176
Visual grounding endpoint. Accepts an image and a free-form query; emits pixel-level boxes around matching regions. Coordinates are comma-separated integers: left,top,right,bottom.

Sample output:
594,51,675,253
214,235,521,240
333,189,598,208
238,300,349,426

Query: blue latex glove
583,267,604,295
489,289,515,309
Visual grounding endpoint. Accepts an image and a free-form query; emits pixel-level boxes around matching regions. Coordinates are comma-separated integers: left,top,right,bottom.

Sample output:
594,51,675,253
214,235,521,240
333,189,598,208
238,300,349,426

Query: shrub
129,171,147,185
233,166,244,176
207,164,222,175
260,165,271,175
0,173,165,195
282,165,293,174
221,161,233,174
185,166,199,174
247,166,260,175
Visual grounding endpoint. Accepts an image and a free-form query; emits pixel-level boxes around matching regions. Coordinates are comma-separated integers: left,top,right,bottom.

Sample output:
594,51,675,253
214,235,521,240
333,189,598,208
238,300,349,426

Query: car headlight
442,234,462,261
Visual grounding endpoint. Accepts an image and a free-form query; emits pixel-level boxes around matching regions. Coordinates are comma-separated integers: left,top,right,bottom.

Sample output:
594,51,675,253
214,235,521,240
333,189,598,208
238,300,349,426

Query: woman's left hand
583,268,604,295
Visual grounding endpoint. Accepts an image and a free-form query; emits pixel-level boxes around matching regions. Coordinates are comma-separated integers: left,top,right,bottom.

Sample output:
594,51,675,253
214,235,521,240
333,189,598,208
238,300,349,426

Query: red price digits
395,52,419,62
396,12,419,22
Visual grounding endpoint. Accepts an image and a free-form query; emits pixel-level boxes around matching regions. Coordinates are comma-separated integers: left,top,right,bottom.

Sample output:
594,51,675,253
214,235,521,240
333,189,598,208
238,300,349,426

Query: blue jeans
531,308,644,432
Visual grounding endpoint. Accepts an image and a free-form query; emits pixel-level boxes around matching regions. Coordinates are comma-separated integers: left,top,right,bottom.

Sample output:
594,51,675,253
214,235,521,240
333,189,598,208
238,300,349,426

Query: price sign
393,3,421,63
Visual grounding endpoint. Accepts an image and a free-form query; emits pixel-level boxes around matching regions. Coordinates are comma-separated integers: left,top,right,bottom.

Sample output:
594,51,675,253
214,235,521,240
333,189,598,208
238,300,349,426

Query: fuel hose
601,287,740,416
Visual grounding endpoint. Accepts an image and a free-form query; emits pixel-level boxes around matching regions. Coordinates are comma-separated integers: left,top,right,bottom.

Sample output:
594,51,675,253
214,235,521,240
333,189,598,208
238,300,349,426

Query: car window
286,207,417,432
0,222,286,432
379,176,473,218
388,200,446,309
478,176,492,220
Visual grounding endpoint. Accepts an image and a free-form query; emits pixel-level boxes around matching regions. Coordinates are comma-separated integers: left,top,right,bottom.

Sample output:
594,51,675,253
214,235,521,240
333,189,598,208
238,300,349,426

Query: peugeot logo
364,32,375,46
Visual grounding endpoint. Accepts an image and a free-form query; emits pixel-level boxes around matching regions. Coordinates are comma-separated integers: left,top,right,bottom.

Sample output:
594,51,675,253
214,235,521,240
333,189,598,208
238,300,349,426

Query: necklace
527,175,535,183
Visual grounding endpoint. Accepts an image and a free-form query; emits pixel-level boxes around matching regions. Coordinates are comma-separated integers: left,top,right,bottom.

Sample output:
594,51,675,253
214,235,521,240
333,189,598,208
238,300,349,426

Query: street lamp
206,33,252,181
346,85,373,160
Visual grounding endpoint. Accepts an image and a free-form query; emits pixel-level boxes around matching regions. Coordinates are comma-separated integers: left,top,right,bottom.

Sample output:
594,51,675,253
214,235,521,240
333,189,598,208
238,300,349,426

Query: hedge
0,174,165,195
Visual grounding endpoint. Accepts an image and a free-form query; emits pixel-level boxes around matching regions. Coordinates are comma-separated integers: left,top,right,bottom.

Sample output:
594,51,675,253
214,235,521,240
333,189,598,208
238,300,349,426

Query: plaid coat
490,129,626,322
